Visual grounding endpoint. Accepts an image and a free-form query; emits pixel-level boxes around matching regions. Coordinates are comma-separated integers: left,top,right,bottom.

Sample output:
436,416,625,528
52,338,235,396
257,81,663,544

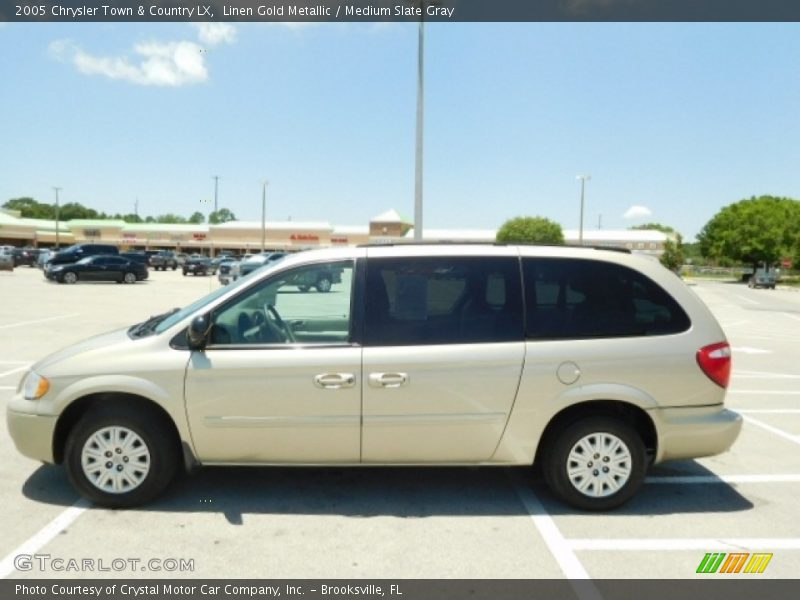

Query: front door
184,259,361,463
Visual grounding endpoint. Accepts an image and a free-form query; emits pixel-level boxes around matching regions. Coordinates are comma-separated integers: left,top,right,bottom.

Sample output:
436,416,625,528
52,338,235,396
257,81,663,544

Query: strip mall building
0,208,672,256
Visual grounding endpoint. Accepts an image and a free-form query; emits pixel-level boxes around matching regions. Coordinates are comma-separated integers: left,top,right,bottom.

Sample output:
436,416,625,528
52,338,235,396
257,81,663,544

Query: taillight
697,342,732,388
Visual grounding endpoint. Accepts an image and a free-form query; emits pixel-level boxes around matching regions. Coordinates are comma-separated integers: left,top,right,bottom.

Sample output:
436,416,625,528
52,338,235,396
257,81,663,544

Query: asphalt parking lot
0,267,799,580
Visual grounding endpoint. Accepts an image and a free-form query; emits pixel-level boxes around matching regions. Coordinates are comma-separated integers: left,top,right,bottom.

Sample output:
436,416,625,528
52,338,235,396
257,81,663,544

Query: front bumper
7,409,58,463
650,404,742,463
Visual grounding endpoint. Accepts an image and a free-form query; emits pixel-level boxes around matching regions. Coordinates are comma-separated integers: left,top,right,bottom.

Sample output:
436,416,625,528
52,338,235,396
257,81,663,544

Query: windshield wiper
129,308,180,338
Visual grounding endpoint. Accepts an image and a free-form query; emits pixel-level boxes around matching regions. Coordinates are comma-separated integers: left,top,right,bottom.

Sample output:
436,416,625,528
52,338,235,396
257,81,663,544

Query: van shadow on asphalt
22,461,752,523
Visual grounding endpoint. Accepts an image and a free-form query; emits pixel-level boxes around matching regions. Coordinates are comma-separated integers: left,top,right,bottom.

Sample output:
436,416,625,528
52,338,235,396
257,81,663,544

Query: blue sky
1,22,799,240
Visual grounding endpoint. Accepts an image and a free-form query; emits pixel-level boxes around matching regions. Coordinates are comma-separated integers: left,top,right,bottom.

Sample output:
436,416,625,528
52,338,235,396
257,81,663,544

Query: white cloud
50,39,207,87
48,24,237,87
192,23,237,46
623,205,653,219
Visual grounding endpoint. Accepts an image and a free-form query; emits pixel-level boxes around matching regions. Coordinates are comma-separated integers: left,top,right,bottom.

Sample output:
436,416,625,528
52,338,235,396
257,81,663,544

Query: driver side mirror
187,314,211,350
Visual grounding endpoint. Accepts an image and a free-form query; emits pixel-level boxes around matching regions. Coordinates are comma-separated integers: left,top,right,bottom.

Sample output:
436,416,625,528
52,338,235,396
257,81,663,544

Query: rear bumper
651,404,742,463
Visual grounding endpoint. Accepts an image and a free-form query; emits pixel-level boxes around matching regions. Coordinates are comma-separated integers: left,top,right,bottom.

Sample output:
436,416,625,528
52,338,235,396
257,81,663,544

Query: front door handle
313,372,356,389
368,372,409,389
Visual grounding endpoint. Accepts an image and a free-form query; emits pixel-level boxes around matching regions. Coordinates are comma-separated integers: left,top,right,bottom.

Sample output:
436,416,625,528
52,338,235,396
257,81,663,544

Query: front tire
63,271,78,284
123,272,137,284
543,416,647,511
64,405,179,508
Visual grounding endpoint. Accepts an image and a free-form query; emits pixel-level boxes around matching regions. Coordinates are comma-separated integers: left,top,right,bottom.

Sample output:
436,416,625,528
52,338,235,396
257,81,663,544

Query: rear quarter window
522,257,690,339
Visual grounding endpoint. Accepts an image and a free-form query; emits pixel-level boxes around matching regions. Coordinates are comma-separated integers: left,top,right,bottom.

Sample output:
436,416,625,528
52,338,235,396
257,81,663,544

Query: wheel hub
81,426,151,494
566,432,632,498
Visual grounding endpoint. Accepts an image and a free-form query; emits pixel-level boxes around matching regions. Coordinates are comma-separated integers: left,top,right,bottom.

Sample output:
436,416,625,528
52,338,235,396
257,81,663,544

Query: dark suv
47,244,119,267
183,256,211,276
150,251,178,271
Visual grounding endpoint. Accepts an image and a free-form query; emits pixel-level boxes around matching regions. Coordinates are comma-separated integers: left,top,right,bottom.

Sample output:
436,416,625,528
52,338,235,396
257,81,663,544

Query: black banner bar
4,580,800,600
4,0,800,23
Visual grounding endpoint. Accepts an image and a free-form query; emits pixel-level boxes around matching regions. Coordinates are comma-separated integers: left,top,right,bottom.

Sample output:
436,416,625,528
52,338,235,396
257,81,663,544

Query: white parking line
0,314,80,330
731,347,772,355
728,390,800,395
720,320,750,328
733,371,800,380
742,416,800,445
783,312,800,322
0,499,91,579
509,476,594,581
0,386,17,390
647,474,800,484
736,409,800,414
569,538,800,551
0,366,28,379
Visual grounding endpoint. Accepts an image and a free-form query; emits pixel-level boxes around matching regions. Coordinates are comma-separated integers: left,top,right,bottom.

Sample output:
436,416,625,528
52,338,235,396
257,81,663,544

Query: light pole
413,11,424,241
576,174,591,246
212,175,220,214
52,187,62,249
261,180,268,252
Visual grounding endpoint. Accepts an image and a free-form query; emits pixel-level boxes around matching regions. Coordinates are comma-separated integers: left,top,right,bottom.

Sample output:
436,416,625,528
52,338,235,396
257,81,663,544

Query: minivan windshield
146,269,260,336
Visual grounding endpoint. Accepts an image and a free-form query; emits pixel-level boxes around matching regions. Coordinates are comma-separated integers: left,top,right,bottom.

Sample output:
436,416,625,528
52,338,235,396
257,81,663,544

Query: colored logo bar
696,552,773,574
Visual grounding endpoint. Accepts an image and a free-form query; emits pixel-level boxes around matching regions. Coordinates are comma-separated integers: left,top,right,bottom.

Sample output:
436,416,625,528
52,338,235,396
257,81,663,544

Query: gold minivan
8,244,741,510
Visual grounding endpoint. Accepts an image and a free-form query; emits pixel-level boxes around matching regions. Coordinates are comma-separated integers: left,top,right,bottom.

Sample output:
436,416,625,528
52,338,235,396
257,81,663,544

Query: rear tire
543,416,647,511
123,272,136,284
315,276,332,293
64,405,179,508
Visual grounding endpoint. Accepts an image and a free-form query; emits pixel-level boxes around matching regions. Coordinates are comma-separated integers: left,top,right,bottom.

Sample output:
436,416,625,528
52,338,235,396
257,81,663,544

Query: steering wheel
265,304,296,343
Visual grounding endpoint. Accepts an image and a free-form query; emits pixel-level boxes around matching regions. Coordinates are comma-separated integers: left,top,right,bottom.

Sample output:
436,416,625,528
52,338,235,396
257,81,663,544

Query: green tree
208,208,237,224
155,214,188,224
496,216,564,244
660,235,685,272
629,223,676,234
188,211,206,224
697,195,800,269
3,197,54,219
58,202,100,220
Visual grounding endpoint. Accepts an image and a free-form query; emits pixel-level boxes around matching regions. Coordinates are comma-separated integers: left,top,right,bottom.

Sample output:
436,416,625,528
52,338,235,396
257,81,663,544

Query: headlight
23,372,50,400
50,265,63,271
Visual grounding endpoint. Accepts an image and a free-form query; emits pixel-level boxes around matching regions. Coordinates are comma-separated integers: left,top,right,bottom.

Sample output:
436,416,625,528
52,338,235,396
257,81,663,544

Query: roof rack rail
357,241,632,253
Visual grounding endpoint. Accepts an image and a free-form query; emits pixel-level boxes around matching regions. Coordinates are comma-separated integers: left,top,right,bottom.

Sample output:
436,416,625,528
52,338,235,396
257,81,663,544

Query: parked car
237,252,287,278
8,244,741,509
209,256,228,275
217,258,241,285
45,255,148,284
0,247,13,271
176,253,188,267
12,247,40,267
120,251,149,266
48,243,119,267
748,266,777,289
37,249,54,270
150,251,178,271
183,256,212,276
294,264,342,292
